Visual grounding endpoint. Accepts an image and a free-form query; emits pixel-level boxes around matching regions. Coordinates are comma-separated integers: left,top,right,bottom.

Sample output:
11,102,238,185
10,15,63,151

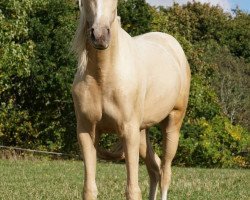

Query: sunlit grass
0,159,249,200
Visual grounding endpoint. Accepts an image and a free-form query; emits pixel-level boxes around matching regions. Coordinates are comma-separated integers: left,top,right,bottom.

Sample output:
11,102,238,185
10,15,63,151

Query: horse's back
134,31,190,94
133,32,188,72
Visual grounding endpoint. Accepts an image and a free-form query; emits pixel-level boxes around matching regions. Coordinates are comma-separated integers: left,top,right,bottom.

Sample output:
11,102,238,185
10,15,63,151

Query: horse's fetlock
126,185,142,200
83,185,98,200
83,190,97,200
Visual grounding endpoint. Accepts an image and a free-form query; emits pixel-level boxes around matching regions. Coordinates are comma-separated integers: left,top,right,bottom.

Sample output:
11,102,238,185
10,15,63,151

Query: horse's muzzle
90,26,110,50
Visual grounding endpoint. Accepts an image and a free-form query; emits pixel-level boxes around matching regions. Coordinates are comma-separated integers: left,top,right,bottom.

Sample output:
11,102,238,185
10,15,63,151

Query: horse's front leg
77,124,97,200
121,123,142,200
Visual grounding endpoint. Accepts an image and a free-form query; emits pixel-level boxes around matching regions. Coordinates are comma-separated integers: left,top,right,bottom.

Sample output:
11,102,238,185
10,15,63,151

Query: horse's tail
96,141,125,161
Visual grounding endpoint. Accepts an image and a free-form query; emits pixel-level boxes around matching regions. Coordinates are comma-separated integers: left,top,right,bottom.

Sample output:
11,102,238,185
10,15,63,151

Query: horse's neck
86,19,120,82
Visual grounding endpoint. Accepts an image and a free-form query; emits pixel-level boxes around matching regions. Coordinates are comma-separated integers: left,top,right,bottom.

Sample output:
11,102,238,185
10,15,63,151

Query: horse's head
79,0,118,50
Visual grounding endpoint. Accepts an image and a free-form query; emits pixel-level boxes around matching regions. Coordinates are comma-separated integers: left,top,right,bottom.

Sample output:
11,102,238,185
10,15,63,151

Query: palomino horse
72,0,190,199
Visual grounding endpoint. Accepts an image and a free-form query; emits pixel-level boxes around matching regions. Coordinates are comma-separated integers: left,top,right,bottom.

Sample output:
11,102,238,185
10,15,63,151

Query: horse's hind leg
160,110,185,200
139,129,161,200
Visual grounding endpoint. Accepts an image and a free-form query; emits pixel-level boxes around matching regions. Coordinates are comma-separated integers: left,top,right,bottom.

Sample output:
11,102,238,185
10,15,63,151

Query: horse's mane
72,2,88,75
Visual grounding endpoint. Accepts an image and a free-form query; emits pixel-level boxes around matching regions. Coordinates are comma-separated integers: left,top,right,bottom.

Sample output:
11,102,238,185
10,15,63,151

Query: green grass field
0,159,249,200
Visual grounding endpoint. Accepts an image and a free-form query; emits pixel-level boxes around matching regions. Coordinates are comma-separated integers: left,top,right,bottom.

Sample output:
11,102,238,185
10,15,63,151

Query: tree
118,0,153,36
222,10,250,61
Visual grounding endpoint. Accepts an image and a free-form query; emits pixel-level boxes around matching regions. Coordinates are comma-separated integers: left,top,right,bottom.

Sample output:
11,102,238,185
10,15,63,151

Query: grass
0,159,249,200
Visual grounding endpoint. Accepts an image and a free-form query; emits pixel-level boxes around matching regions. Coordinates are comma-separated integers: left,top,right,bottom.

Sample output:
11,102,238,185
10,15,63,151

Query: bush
176,116,249,167
0,0,77,152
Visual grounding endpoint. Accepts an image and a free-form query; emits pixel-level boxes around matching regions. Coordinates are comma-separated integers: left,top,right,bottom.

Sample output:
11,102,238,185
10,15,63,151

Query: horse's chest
73,80,103,122
73,83,123,128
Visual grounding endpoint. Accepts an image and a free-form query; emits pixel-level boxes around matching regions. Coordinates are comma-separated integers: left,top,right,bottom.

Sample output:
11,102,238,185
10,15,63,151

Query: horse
71,0,190,199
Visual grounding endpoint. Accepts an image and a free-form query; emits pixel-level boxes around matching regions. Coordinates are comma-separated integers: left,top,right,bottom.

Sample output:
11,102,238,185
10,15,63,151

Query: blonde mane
72,2,88,75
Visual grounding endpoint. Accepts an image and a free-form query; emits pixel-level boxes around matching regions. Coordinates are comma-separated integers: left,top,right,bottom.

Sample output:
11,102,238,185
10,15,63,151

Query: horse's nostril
91,28,95,40
107,28,110,34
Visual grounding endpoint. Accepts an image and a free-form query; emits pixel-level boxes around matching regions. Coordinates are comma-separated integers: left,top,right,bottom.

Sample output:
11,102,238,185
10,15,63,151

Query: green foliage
223,10,250,61
0,0,249,167
200,42,250,129
177,116,249,167
118,0,153,36
163,2,230,43
99,133,119,150
0,0,77,152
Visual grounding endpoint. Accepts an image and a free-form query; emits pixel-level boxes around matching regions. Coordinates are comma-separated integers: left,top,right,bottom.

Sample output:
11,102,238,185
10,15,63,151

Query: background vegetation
0,0,249,167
